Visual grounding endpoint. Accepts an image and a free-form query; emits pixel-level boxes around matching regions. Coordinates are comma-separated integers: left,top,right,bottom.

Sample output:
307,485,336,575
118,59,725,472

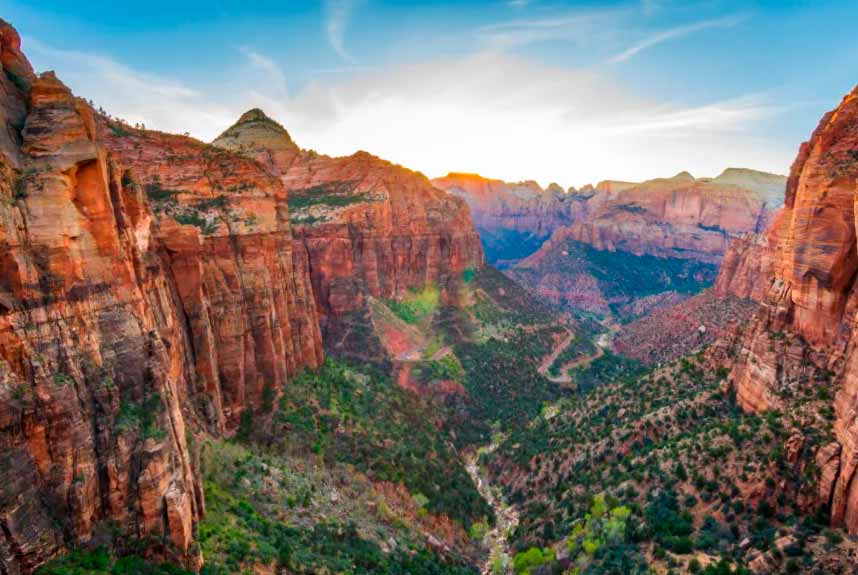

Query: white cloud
239,47,288,97
20,35,792,188
23,37,235,136
325,0,357,62
608,14,748,63
276,51,789,187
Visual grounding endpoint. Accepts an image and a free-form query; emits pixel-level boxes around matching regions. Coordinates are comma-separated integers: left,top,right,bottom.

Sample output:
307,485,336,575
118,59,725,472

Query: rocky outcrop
725,86,858,533
434,169,786,268
214,113,484,358
0,23,324,572
431,173,574,263
714,229,778,302
0,60,202,571
561,171,782,264
98,116,324,431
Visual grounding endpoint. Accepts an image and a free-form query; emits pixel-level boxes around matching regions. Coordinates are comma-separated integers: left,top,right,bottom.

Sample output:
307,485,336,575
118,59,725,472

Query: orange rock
726,86,858,534
214,112,483,357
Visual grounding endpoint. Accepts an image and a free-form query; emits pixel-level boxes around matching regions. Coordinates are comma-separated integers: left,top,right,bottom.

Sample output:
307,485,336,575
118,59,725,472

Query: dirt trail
537,329,576,376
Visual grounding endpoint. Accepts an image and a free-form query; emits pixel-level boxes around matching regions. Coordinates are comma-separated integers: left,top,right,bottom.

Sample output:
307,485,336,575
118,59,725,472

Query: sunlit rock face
725,86,858,533
432,173,576,265
0,21,328,572
213,112,484,360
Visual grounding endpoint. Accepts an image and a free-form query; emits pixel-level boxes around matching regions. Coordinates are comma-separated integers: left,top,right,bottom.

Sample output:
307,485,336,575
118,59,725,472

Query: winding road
538,319,620,384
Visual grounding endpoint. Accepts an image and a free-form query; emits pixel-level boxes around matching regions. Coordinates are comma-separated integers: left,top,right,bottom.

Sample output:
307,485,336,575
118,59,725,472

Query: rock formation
214,112,484,360
0,21,330,572
559,171,781,264
0,31,202,571
431,173,575,264
725,86,858,533
433,169,786,269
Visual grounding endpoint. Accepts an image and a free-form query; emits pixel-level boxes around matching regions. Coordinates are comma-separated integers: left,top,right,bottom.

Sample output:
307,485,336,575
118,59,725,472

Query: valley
1,11,858,575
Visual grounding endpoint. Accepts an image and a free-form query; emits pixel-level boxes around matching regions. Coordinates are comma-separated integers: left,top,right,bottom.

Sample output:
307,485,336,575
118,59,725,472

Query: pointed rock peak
212,108,298,153
236,108,277,125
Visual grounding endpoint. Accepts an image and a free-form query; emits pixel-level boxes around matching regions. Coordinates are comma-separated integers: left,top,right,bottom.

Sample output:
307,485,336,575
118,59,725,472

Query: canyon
2,10,858,575
0,21,483,573
494,170,785,318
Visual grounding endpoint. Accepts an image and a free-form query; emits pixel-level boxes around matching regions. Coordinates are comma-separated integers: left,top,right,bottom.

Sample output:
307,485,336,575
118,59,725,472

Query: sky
3,0,856,188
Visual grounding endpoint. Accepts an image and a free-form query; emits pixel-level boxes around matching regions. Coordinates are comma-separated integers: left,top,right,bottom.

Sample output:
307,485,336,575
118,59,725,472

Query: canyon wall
559,170,780,265
214,112,484,359
726,86,858,533
0,27,485,571
0,23,327,572
434,168,785,267
0,29,203,572
431,173,575,264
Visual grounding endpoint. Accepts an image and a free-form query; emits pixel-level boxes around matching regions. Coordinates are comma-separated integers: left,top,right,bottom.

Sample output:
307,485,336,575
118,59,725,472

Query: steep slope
0,22,489,572
0,22,331,572
431,173,575,265
544,170,781,265
726,86,858,534
0,31,204,571
96,116,324,431
213,111,484,362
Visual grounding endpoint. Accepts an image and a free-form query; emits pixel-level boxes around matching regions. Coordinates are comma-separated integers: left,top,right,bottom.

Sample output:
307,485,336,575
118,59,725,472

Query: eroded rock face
431,173,575,264
561,171,780,265
434,169,785,268
0,67,202,571
726,86,858,533
98,117,324,431
214,112,484,358
0,24,323,572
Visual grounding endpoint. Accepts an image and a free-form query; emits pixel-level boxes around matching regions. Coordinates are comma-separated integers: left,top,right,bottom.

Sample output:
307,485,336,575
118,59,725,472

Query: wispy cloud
240,46,288,97
477,9,625,50
325,0,357,62
604,94,781,134
608,13,748,63
23,37,234,136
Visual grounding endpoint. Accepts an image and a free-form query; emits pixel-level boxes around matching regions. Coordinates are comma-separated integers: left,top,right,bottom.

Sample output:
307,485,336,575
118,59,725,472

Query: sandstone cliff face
561,171,780,264
0,45,201,572
98,116,324,431
502,170,784,317
433,169,785,268
0,24,324,572
726,86,858,533
214,113,484,358
431,173,574,263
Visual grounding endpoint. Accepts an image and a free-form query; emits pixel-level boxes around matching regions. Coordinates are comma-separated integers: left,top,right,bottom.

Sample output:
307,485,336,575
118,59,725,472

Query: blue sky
3,0,856,187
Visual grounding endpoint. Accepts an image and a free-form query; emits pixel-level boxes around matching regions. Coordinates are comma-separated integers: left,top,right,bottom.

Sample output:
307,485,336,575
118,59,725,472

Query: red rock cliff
0,41,202,573
562,171,781,264
0,23,323,572
213,112,484,348
726,86,858,533
431,173,575,248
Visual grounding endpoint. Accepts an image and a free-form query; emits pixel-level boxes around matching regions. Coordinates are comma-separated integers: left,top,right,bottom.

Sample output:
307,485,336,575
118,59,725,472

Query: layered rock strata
0,22,324,572
725,86,858,533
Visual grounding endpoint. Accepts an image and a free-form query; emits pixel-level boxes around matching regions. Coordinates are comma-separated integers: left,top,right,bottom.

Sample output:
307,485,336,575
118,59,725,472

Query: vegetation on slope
488,352,849,574
512,238,718,318
198,440,478,575
267,359,492,526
